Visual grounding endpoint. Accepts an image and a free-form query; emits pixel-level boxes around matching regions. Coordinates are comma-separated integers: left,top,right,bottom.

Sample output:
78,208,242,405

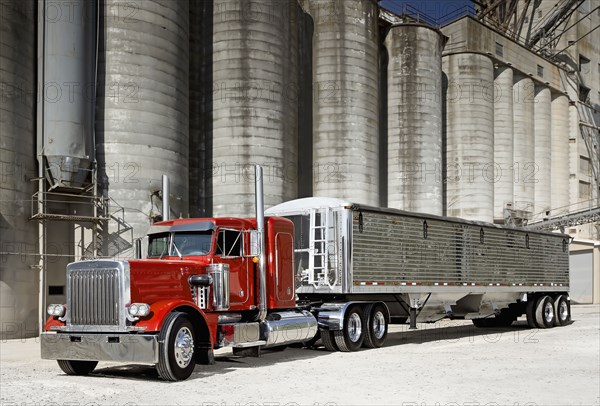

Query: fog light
47,304,66,317
128,303,150,317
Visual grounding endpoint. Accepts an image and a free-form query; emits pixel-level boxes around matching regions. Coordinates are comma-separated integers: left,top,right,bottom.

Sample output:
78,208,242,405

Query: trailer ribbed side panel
351,210,569,286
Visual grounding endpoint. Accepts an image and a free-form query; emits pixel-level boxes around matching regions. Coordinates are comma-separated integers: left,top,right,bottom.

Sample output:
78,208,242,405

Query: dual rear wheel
471,294,570,330
320,303,389,352
523,294,570,328
532,294,570,328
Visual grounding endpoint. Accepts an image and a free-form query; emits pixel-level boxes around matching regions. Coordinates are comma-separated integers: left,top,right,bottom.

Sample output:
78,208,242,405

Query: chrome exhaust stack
255,165,267,322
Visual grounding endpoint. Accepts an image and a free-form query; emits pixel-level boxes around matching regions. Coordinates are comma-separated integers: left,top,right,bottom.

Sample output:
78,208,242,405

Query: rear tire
319,328,338,352
553,295,571,326
157,312,196,381
333,305,365,352
535,295,555,329
363,304,388,348
526,296,538,328
57,360,98,376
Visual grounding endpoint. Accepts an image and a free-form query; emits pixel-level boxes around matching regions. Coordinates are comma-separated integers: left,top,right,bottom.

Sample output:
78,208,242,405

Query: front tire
57,360,98,375
333,305,365,352
157,312,196,381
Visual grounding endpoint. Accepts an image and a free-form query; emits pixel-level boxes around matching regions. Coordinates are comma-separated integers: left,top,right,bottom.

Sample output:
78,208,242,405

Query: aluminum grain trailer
265,197,571,350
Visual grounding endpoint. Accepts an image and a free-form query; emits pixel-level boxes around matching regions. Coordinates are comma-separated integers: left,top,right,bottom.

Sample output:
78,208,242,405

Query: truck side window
215,229,242,257
148,233,169,258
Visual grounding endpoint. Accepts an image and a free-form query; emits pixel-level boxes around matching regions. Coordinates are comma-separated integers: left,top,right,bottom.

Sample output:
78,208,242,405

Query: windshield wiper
171,239,183,260
158,240,168,260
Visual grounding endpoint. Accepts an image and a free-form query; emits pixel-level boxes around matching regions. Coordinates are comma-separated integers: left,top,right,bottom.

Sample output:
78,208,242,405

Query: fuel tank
262,310,318,348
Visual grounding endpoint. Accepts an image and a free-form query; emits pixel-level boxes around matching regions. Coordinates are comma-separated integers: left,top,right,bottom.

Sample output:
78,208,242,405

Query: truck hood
127,258,212,304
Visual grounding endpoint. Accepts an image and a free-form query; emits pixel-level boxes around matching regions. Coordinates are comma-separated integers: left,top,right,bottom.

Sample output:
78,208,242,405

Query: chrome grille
68,267,121,326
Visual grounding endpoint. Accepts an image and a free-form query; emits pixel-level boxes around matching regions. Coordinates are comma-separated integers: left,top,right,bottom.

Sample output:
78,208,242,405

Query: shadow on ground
87,318,575,382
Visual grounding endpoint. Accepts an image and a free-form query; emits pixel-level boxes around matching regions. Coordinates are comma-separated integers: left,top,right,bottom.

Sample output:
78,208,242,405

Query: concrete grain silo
493,66,514,222
0,0,38,338
443,53,495,222
211,0,299,216
307,0,379,206
386,24,444,215
534,86,552,216
551,94,570,213
189,0,213,217
96,0,190,249
512,74,535,213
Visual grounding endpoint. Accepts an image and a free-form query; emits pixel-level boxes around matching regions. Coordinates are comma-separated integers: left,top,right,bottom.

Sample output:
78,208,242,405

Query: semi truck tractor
41,166,571,380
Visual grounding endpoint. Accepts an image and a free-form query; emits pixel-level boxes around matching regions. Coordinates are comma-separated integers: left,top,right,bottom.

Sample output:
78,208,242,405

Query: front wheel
57,360,98,375
333,305,365,352
157,312,196,381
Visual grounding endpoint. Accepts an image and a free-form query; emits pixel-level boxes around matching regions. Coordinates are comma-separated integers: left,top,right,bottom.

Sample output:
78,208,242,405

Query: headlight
47,304,66,317
128,303,150,317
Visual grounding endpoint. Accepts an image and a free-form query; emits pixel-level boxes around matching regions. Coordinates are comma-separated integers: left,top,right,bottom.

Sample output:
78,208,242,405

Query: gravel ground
1,305,598,406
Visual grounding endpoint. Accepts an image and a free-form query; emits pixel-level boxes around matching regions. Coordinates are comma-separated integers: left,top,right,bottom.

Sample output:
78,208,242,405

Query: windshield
148,231,213,258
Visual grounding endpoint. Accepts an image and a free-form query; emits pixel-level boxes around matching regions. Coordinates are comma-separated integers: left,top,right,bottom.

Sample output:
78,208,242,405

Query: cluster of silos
491,67,569,222
442,58,571,223
209,0,299,217
0,0,38,338
96,0,190,244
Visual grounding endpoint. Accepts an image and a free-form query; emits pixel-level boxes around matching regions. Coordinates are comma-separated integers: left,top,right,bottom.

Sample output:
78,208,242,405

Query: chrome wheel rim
174,326,194,368
544,301,554,324
347,313,362,343
372,311,386,339
559,301,569,321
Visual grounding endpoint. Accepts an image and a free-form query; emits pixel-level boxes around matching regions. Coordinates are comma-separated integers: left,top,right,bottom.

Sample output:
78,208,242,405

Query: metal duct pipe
162,175,170,221
134,239,142,259
255,165,267,322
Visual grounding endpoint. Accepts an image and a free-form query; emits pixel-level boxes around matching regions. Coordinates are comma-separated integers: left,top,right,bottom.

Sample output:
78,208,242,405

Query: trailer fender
314,301,390,330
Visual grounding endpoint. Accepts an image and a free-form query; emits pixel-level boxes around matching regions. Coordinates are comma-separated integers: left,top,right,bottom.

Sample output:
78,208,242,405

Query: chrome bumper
40,332,159,364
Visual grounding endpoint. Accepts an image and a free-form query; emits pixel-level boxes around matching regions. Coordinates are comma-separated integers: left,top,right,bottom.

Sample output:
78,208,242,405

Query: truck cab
41,215,317,381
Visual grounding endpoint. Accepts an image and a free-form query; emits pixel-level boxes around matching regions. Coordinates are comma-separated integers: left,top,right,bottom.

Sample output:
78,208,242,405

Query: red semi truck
41,166,571,380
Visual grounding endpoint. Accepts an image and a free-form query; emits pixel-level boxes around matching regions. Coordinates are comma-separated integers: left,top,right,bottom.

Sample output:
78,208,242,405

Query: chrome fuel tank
262,311,318,348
